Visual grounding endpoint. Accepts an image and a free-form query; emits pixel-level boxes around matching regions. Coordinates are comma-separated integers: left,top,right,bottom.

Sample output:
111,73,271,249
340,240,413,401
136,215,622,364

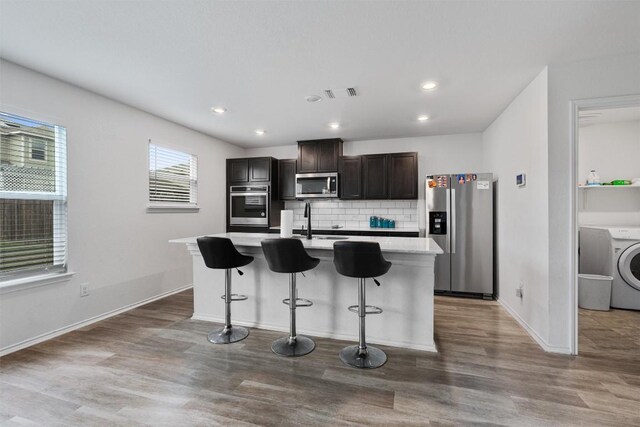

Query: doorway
572,96,640,355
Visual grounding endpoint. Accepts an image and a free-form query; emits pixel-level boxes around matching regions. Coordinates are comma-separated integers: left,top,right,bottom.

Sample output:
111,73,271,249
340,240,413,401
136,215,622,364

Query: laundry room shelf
578,185,640,209
578,186,640,190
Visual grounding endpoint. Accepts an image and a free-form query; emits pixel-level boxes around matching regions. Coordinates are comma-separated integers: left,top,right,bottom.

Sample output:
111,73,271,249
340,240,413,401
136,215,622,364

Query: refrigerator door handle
451,188,456,254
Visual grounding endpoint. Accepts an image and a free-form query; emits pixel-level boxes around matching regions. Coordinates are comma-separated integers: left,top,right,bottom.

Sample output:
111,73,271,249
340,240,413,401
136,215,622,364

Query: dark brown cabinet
362,154,388,199
229,158,249,183
297,138,343,173
342,152,418,200
278,159,297,200
339,156,362,199
388,152,418,199
228,157,273,183
249,157,270,182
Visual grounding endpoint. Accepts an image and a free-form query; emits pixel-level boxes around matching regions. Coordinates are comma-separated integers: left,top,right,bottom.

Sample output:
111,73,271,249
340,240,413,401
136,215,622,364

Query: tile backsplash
283,200,419,229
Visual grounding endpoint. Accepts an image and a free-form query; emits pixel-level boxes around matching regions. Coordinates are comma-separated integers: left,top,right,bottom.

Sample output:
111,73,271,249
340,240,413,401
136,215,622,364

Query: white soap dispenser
586,169,600,186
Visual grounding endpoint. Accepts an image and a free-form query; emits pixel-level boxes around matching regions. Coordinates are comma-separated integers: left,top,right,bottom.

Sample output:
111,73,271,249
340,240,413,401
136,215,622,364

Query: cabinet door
278,159,297,200
249,157,271,182
339,156,362,199
297,141,317,173
388,152,418,199
362,155,388,199
229,158,249,183
317,140,340,172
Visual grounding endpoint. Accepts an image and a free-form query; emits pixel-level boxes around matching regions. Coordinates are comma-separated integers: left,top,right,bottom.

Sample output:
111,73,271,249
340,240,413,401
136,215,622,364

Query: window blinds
0,112,68,279
149,143,198,206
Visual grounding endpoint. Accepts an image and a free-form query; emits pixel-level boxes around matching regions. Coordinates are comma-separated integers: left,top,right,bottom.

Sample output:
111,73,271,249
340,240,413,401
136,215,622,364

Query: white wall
0,60,244,353
247,133,485,234
482,68,550,348
547,52,640,351
578,120,640,226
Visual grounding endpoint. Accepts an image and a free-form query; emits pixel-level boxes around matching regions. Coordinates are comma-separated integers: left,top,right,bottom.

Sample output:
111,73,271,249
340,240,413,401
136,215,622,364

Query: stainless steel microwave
295,173,338,199
229,185,269,226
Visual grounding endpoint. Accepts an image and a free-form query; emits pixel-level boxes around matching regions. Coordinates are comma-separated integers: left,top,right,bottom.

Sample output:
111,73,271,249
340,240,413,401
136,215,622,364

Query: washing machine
580,226,640,310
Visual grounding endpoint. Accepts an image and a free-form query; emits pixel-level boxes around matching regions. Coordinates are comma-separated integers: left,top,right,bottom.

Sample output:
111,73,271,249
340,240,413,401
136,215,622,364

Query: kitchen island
170,233,442,351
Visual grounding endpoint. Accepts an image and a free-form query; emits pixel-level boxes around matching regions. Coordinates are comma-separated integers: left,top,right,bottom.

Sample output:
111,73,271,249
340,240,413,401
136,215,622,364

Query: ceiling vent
323,87,358,99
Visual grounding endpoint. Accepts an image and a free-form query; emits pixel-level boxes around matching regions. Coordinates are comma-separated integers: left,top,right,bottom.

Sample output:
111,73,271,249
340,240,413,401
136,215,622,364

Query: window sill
0,271,76,295
147,204,200,213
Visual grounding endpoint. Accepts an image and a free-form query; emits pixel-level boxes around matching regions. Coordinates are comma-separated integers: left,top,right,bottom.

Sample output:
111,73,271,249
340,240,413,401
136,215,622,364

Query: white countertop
269,226,420,233
170,232,442,255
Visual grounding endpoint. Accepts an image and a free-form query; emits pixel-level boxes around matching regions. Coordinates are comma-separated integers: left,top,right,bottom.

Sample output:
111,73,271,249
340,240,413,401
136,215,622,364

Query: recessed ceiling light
255,129,266,135
306,95,322,103
211,107,227,114
328,122,340,129
417,115,430,122
421,81,438,91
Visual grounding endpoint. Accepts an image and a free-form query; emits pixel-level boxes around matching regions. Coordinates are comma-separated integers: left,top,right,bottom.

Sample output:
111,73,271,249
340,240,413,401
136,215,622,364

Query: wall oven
229,185,269,226
295,172,338,199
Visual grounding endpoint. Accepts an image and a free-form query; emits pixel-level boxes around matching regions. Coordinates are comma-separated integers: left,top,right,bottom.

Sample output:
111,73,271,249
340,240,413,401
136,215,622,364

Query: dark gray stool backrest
261,238,320,273
333,241,392,278
197,237,254,269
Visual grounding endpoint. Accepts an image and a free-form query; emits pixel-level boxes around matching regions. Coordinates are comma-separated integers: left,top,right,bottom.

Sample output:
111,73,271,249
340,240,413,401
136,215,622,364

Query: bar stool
333,241,392,369
197,237,254,344
261,238,320,357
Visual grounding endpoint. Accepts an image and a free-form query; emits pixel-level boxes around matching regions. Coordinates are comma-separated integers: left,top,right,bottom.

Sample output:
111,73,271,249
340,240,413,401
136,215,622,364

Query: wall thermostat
516,173,526,187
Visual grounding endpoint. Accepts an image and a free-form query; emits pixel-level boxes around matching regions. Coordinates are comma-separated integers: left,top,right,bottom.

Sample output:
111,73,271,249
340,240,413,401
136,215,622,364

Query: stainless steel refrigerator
425,173,494,298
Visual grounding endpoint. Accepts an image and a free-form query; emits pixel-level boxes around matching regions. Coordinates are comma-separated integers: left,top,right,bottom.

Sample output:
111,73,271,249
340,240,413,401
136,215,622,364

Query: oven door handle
230,192,268,197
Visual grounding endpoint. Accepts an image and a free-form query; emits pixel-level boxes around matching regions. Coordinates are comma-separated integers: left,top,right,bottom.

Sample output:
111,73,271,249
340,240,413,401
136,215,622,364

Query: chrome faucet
304,201,312,240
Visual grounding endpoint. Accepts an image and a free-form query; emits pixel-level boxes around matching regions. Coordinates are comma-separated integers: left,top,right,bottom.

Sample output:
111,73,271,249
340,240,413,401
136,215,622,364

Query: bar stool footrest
348,304,383,315
282,298,313,307
220,294,248,302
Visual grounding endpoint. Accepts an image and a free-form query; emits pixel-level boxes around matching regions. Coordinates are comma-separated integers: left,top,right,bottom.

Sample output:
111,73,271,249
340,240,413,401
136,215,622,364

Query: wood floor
1,291,639,426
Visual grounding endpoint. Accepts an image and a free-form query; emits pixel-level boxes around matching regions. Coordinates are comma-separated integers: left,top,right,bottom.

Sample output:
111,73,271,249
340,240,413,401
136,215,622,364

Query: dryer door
618,243,640,291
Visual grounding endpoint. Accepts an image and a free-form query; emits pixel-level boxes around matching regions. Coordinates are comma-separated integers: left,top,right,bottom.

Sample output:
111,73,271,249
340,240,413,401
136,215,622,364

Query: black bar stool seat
261,238,319,357
333,241,391,369
197,237,254,344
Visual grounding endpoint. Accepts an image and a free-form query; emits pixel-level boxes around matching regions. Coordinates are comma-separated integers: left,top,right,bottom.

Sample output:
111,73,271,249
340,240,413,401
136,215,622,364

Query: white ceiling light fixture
328,122,340,129
417,115,430,122
211,107,227,114
255,129,266,135
421,81,438,91
306,95,322,103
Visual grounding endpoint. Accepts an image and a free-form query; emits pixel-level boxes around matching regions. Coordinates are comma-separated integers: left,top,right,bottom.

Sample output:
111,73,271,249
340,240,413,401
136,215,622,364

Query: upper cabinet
388,152,418,199
278,159,297,200
362,154,389,199
339,156,362,199
227,157,275,184
297,138,343,173
342,152,418,200
229,158,250,183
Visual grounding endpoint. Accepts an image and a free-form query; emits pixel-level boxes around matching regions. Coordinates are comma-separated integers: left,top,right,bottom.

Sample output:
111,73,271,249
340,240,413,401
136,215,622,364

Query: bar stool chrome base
339,345,387,369
207,326,249,344
271,335,315,357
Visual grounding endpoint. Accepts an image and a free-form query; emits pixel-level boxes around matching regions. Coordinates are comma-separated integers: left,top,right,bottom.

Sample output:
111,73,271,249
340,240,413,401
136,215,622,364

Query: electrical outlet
80,283,89,297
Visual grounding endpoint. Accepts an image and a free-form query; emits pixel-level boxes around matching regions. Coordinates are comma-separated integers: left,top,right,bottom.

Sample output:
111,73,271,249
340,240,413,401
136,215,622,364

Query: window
30,139,47,161
148,142,198,209
0,112,67,280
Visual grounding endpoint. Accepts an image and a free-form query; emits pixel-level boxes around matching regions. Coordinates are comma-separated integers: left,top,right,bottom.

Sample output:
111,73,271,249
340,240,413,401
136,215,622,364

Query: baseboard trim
191,313,437,353
497,298,571,355
0,284,193,357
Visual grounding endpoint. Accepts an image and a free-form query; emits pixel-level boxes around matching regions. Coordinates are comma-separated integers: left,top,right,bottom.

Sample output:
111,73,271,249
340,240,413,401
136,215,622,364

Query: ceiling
1,1,639,148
